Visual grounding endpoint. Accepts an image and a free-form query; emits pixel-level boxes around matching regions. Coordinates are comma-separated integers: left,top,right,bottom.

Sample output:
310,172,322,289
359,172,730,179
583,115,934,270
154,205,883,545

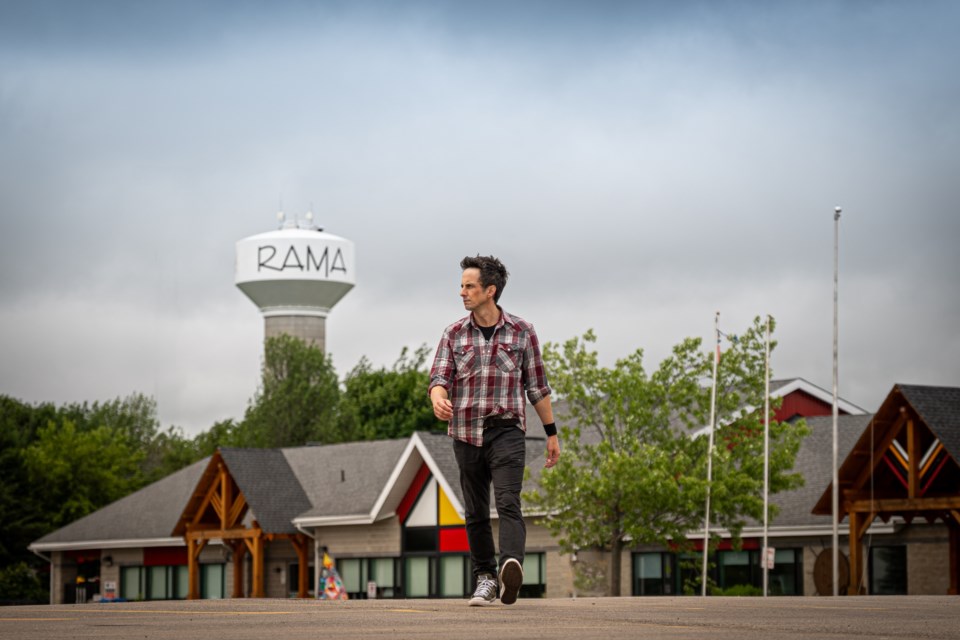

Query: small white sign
764,547,776,570
367,581,378,599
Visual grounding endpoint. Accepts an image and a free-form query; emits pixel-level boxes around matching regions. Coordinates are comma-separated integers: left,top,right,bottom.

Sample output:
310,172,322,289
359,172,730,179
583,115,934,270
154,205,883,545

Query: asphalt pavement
1,595,958,640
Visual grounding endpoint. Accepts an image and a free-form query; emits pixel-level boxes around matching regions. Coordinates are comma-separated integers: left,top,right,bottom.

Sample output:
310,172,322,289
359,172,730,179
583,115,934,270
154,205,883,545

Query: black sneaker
498,558,523,605
469,573,497,606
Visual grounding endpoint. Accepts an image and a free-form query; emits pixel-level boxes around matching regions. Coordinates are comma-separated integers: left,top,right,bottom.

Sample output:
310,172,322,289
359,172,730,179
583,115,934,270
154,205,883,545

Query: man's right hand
430,387,453,421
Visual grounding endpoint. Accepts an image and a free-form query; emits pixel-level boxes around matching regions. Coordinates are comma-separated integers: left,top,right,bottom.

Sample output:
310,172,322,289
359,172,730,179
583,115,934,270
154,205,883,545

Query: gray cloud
1,1,958,433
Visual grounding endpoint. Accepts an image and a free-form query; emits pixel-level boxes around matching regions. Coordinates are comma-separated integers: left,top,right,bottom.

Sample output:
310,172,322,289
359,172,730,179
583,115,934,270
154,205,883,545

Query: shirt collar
468,305,512,331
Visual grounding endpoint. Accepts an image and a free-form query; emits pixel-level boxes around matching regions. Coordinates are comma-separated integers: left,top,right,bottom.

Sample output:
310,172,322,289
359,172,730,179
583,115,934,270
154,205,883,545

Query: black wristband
542,422,557,437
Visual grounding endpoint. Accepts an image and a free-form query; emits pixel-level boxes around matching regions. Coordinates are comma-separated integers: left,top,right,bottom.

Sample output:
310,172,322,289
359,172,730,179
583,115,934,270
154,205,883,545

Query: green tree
22,419,145,530
239,335,341,447
192,418,241,457
0,562,48,604
524,317,808,596
0,396,60,569
338,345,443,440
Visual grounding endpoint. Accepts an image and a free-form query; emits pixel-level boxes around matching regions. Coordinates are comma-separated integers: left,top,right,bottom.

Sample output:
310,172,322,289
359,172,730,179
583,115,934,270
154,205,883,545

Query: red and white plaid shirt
429,308,551,446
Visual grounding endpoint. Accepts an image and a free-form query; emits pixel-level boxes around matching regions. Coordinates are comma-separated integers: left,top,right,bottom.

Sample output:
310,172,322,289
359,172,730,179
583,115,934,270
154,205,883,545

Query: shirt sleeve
522,325,552,405
428,332,455,396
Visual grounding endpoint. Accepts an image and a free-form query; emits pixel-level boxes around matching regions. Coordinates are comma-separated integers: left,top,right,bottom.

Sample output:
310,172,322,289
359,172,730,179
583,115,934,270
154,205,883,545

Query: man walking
429,255,560,606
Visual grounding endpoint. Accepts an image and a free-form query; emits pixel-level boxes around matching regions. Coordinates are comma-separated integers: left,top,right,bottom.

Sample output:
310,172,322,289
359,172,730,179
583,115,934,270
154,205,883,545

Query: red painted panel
691,538,760,552
65,550,101,563
144,546,188,566
439,527,470,553
397,463,432,524
775,390,835,421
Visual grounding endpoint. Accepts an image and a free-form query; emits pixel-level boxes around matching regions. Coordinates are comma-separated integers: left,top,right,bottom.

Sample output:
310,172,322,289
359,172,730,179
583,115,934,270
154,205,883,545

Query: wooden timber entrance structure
814,384,960,595
172,449,312,599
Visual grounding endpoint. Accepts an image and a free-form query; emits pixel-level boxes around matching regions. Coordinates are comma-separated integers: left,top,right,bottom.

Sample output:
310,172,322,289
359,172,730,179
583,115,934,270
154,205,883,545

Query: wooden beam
193,465,227,527
850,496,960,513
856,511,875,540
907,418,919,499
222,467,232,530
227,493,247,529
186,527,260,541
850,410,907,494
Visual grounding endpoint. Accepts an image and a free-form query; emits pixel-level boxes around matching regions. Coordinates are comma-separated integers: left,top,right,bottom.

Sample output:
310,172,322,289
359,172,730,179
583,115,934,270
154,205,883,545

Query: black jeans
453,425,526,583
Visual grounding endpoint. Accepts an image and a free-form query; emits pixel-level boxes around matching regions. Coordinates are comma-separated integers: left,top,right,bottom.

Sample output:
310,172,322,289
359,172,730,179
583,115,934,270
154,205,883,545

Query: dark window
335,558,402,599
518,553,546,598
632,552,675,595
404,527,438,552
870,546,907,595
717,550,755,591
287,564,315,597
767,549,802,595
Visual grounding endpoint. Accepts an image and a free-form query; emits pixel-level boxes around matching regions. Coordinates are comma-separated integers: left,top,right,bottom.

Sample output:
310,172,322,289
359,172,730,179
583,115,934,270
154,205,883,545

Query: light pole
832,206,842,596
702,311,720,597
763,315,771,597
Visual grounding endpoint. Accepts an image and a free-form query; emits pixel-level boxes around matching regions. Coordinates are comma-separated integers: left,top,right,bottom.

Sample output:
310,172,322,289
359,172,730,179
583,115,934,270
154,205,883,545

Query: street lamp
832,206,841,596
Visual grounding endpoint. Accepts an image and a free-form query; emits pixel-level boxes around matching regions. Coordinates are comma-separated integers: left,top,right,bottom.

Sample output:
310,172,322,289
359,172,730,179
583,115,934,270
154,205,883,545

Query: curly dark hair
460,255,509,303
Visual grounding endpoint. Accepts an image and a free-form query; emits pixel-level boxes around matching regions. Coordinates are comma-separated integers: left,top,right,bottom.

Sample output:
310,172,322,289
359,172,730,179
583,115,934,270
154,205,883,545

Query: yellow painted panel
438,484,465,525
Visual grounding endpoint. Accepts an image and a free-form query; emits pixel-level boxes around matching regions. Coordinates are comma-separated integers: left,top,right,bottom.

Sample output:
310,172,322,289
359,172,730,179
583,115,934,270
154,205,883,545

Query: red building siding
775,390,838,421
144,546,188,566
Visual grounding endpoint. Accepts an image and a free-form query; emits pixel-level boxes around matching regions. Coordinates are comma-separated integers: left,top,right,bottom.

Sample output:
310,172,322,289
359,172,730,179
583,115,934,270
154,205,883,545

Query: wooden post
291,535,310,598
186,536,207,600
231,541,247,598
848,511,860,595
187,537,198,600
950,522,959,596
246,533,265,598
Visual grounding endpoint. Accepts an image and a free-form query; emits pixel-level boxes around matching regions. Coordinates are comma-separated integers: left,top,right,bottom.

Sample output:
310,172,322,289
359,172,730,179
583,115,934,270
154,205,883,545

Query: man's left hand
544,434,560,468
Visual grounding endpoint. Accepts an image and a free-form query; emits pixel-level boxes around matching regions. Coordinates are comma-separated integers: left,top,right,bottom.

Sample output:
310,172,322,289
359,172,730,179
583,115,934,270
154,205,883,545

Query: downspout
29,548,53,605
295,524,319,599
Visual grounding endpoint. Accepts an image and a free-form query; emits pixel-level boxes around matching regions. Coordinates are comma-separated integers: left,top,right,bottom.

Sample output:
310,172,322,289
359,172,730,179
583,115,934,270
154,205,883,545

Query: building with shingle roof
29,381,960,603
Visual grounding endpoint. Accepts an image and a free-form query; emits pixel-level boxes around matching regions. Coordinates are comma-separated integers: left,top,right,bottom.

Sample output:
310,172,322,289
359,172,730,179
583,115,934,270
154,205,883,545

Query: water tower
235,212,355,353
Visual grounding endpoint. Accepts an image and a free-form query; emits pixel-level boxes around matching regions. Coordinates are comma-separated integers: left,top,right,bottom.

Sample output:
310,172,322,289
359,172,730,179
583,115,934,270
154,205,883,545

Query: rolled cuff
427,379,449,399
526,386,551,407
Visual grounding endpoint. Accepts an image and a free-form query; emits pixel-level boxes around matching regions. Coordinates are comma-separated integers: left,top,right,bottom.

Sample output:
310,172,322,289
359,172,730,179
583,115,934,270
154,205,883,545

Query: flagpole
832,206,842,596
702,311,720,597
763,315,771,597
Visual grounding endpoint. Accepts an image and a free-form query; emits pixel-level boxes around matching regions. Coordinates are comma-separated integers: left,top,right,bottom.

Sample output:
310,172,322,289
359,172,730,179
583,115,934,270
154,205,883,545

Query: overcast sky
1,1,958,435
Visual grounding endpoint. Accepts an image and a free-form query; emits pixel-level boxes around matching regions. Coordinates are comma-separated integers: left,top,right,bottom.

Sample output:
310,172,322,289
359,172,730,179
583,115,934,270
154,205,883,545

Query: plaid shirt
429,308,551,446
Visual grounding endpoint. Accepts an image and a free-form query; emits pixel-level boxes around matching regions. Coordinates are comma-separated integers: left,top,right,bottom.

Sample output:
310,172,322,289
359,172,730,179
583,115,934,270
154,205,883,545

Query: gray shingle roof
218,448,312,534
897,384,960,461
31,458,208,547
285,438,408,520
769,414,872,527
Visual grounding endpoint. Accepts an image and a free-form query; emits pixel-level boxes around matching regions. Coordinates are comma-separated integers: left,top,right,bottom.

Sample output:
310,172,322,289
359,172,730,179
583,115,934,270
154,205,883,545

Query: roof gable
813,384,960,517
771,378,867,416
898,384,960,461
291,431,465,527
173,448,311,536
